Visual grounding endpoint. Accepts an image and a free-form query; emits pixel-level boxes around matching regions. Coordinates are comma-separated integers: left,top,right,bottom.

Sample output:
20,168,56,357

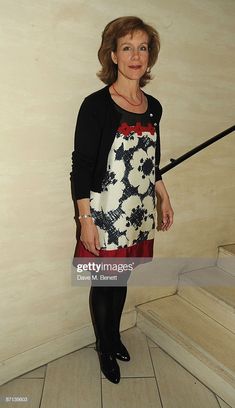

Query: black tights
89,272,131,352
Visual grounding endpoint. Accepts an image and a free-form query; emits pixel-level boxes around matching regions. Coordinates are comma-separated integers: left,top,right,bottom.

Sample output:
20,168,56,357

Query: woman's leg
89,284,129,350
89,285,114,352
110,269,132,347
110,286,127,346
89,284,121,383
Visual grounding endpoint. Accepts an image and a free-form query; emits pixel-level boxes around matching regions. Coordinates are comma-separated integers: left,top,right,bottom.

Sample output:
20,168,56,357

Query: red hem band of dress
74,238,154,258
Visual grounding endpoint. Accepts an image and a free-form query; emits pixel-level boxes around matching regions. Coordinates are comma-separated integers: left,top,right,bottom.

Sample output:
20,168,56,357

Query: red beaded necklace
112,84,143,107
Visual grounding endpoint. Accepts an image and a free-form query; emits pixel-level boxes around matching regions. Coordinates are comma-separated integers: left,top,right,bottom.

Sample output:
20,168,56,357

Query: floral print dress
86,101,157,257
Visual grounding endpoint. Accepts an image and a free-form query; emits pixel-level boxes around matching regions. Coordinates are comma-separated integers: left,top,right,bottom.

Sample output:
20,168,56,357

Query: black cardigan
71,85,163,200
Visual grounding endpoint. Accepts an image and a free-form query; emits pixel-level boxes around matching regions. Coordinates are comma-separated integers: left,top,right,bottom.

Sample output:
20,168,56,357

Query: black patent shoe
95,346,120,384
114,341,130,362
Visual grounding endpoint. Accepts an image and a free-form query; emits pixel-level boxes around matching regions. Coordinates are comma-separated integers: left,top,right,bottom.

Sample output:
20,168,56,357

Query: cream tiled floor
0,327,232,408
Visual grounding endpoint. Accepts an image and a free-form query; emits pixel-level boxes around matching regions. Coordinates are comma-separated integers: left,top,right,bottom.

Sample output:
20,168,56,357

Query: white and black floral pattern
90,107,157,250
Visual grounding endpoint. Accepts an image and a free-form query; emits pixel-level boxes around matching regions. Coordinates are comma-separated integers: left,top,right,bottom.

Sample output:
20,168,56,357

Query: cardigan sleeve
155,103,163,182
71,96,102,200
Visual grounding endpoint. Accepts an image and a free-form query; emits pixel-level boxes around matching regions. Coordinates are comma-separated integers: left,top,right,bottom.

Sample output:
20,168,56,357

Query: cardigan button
154,122,157,126
150,113,153,117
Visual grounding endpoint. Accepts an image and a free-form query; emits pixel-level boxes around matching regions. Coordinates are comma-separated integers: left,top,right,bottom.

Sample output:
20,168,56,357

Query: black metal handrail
160,125,235,175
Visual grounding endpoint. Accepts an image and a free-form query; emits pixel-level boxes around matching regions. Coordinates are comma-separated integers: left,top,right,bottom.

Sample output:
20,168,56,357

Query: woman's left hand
160,196,174,231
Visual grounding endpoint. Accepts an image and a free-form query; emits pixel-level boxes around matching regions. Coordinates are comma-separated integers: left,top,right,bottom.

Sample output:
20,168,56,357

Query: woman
71,16,174,384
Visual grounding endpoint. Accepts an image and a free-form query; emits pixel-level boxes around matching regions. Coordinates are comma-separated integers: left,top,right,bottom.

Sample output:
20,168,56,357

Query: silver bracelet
78,214,94,220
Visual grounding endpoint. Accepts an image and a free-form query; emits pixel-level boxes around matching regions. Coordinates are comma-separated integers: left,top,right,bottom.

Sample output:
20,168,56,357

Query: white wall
0,0,234,383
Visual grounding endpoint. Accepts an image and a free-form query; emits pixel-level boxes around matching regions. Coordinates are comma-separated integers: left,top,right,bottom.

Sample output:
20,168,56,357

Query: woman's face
111,30,149,82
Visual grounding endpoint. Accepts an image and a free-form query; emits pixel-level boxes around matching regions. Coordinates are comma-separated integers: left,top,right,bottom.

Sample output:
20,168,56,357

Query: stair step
136,294,235,407
217,244,235,277
178,266,235,333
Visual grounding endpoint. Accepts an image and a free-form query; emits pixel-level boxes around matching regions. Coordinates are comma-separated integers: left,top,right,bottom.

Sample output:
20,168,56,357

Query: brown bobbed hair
97,16,161,88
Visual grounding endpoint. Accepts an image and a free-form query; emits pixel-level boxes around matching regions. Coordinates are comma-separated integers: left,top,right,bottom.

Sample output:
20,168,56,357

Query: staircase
136,244,235,407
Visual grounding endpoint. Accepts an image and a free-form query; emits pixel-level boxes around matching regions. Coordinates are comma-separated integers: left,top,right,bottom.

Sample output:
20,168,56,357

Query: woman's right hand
80,218,100,256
